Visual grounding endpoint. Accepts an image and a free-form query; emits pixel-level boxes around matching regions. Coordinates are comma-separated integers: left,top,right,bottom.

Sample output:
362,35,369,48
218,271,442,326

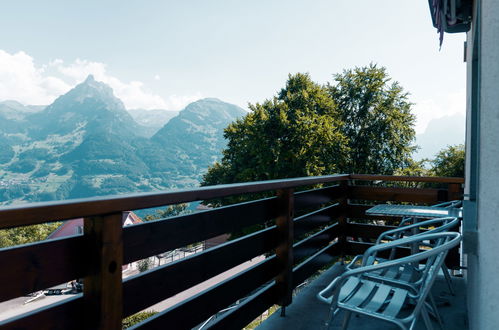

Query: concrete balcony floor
258,263,468,330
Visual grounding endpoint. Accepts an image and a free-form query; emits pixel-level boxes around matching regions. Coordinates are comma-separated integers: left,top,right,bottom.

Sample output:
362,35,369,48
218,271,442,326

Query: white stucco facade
464,1,499,329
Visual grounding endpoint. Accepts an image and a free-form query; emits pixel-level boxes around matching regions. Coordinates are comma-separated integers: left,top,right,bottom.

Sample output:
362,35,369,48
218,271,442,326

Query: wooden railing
0,174,463,330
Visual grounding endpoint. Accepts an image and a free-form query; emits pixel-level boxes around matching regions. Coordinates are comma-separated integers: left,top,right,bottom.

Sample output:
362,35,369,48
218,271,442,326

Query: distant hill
414,114,465,160
0,76,245,205
153,98,246,176
0,100,45,120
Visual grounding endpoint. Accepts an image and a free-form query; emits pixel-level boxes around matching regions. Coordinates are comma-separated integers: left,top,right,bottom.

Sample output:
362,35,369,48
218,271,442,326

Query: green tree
0,222,61,248
122,311,157,329
143,203,190,221
329,64,416,174
430,144,465,177
202,66,418,204
394,157,430,177
137,258,153,272
202,73,348,187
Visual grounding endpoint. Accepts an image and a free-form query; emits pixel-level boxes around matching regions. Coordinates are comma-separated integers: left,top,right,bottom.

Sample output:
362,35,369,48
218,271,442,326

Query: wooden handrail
0,174,349,229
349,174,464,184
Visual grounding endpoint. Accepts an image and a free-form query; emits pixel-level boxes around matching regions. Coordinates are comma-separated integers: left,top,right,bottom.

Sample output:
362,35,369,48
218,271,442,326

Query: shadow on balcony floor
257,263,468,330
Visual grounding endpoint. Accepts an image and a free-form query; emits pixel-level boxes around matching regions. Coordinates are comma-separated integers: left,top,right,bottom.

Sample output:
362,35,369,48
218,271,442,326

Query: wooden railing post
448,183,463,201
84,213,123,330
337,180,350,258
275,188,294,316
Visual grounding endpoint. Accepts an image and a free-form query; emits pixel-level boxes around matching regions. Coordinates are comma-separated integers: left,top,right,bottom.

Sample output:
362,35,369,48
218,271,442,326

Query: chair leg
421,306,434,330
325,307,339,330
428,293,445,329
441,264,455,295
341,311,352,330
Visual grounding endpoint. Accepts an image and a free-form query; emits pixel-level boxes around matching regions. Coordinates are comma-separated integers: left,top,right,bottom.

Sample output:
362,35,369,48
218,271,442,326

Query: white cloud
0,49,201,110
0,50,71,104
412,89,466,133
154,74,160,81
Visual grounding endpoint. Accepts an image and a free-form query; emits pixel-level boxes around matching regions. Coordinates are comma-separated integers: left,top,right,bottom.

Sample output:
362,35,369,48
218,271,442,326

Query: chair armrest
345,255,364,270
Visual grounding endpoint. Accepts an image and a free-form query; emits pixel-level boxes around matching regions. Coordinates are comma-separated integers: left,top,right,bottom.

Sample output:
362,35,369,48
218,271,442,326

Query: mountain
152,98,246,177
414,114,465,160
0,77,245,205
28,75,143,139
0,100,45,120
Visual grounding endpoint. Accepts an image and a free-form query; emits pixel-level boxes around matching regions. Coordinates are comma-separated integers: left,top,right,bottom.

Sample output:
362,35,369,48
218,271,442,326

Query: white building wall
466,0,499,329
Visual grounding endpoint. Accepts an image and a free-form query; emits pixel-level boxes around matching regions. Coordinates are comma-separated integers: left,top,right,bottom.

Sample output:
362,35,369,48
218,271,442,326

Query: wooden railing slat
122,226,278,317
294,184,346,211
349,186,445,203
206,283,279,330
293,203,341,239
292,242,341,288
293,223,340,262
123,197,277,264
135,258,279,330
0,236,87,303
0,295,83,330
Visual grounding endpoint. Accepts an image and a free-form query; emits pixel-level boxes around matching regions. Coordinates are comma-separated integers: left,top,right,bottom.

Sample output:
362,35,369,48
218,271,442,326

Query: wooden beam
349,174,464,184
135,258,279,330
122,226,278,317
0,174,349,229
448,182,463,201
0,295,83,330
123,197,278,264
0,236,87,303
293,203,341,239
83,213,123,330
293,242,341,287
207,283,279,330
293,223,340,263
349,186,444,203
294,184,346,211
275,189,294,310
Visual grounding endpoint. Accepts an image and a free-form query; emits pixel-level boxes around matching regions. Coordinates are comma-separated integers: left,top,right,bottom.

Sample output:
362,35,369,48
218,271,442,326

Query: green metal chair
317,232,462,330
347,217,459,295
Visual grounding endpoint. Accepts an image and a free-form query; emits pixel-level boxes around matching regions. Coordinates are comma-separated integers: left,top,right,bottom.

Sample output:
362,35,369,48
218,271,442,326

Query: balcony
0,174,464,329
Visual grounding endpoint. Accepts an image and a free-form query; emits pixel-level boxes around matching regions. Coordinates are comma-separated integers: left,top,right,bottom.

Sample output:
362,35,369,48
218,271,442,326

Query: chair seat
338,277,409,319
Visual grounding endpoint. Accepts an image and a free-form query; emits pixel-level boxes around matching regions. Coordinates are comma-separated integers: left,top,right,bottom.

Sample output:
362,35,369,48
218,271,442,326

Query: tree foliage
0,222,61,248
122,311,158,329
203,73,347,186
202,66,417,194
430,144,465,178
329,64,416,174
143,203,190,221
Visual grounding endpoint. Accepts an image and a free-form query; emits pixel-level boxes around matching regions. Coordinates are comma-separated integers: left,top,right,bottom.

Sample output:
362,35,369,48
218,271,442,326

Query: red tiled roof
47,211,142,239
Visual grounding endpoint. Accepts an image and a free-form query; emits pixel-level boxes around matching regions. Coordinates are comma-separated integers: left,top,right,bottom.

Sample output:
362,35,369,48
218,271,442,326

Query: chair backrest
432,200,462,209
410,232,461,314
375,216,459,245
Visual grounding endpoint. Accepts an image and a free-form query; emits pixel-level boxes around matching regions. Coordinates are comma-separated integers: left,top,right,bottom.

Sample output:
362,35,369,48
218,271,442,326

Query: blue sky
0,0,466,134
